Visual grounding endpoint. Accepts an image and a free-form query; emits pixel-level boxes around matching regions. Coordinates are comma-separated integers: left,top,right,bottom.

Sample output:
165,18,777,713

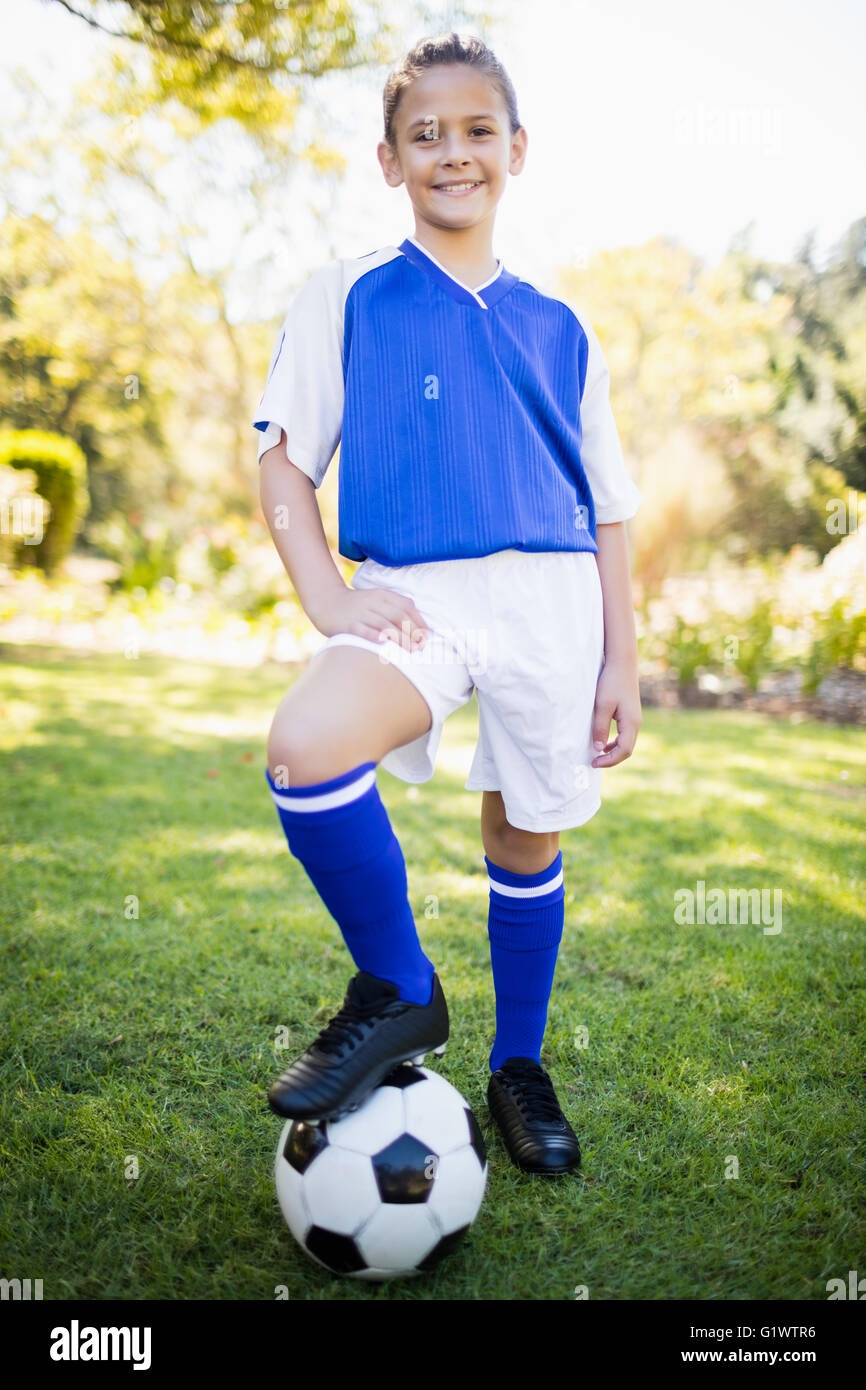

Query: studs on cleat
409,1042,446,1064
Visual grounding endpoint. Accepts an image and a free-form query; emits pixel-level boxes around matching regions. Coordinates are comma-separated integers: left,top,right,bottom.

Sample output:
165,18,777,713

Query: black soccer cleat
487,1056,582,1174
267,969,449,1122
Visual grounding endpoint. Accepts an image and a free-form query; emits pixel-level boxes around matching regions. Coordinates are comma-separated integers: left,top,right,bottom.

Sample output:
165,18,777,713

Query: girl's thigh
267,643,433,785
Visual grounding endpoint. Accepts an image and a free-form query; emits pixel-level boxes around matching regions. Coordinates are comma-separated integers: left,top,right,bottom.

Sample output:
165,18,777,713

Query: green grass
1,642,864,1301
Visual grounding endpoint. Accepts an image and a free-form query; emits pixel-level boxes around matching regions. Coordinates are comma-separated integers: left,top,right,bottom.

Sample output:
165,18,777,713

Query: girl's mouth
433,181,483,196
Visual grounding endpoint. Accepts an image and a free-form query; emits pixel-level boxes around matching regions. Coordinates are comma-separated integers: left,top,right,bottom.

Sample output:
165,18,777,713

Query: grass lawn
1,642,864,1301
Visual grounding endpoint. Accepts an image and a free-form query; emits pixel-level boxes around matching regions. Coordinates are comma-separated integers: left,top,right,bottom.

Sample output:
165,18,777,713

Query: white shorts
312,548,605,833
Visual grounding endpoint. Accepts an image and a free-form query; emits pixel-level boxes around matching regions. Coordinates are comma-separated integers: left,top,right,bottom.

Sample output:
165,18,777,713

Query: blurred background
1,0,865,720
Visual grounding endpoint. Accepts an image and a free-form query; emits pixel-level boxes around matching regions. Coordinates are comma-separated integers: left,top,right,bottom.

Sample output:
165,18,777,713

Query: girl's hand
313,585,431,654
590,658,642,767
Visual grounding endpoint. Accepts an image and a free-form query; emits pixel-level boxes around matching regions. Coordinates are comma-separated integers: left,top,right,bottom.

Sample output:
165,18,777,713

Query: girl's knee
267,710,378,787
267,705,319,779
483,820,559,874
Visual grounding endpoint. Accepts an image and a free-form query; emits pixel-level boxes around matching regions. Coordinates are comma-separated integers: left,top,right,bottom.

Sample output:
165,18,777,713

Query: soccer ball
274,1063,488,1282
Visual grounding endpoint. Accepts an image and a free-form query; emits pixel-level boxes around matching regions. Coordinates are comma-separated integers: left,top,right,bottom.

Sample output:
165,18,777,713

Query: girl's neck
409,222,499,291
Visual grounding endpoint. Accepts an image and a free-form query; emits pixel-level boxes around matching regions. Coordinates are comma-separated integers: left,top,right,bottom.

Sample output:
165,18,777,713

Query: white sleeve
251,262,345,487
577,312,642,525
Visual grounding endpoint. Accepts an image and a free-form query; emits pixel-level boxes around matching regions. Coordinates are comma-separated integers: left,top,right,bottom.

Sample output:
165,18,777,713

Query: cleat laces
313,995,402,1057
500,1059,567,1125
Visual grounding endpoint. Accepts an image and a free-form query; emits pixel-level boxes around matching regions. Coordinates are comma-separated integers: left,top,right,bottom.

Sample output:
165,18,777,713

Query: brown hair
382,31,522,150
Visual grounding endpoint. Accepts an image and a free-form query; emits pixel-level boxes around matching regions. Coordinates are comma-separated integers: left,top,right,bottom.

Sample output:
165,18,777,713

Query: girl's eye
414,127,492,141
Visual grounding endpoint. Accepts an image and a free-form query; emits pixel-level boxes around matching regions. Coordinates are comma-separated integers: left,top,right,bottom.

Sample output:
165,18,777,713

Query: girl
253,32,642,1175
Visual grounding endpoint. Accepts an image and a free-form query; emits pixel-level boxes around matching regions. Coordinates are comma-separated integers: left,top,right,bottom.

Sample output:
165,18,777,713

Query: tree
555,231,863,591
45,0,492,131
0,211,173,532
46,0,396,131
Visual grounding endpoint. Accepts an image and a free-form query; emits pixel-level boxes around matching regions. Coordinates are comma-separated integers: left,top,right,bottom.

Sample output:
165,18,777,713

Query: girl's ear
377,141,404,188
509,127,529,176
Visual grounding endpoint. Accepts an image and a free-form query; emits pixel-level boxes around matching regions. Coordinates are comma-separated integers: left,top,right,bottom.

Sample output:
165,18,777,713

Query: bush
89,516,182,594
660,615,719,689
728,597,777,691
0,461,48,568
802,598,866,695
0,429,88,575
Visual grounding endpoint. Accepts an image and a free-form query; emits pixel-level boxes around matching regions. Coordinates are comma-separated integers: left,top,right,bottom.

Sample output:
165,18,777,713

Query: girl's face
379,64,527,232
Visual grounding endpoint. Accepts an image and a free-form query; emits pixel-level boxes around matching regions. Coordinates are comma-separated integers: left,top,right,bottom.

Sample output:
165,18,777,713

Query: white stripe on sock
487,867,564,898
270,767,377,812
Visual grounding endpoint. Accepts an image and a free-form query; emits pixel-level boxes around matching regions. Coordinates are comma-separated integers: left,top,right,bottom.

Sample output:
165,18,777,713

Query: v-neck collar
398,236,518,309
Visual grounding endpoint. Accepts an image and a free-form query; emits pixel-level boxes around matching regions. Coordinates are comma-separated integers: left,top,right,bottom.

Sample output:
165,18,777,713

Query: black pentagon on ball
379,1063,427,1089
305,1226,367,1274
416,1225,470,1271
372,1133,437,1203
465,1107,487,1166
283,1119,330,1175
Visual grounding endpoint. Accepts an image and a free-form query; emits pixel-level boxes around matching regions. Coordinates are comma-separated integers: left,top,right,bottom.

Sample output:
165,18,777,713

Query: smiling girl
253,32,642,1174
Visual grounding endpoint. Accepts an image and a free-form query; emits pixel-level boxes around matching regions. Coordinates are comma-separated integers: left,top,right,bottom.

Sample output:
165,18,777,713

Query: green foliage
0,428,88,574
659,616,719,690
803,599,866,695
646,584,866,698
729,598,777,692
53,0,398,136
731,219,866,539
722,449,842,561
206,537,239,576
89,516,181,594
237,586,283,621
0,213,170,536
833,400,866,492
0,460,44,568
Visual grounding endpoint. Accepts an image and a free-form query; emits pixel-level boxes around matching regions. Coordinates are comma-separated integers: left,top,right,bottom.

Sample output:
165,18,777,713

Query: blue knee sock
265,761,435,1006
485,851,565,1073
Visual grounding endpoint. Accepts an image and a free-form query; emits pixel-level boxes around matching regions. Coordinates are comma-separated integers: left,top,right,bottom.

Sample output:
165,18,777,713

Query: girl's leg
265,645,437,1004
480,790,564,1072
267,643,432,786
480,790,559,873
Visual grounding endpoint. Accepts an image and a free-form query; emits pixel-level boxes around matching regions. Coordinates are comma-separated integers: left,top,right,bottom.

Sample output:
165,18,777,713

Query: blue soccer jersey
252,236,642,566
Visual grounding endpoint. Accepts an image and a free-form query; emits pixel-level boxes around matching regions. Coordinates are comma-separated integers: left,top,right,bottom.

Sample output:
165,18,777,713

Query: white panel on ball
427,1146,488,1234
403,1072,475,1155
357,1203,440,1271
302,1145,380,1234
323,1085,406,1156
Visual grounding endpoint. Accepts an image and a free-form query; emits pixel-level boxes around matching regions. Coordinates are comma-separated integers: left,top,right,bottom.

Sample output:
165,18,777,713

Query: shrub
89,516,181,593
802,598,866,695
728,597,777,691
0,461,48,568
661,615,719,689
0,429,88,575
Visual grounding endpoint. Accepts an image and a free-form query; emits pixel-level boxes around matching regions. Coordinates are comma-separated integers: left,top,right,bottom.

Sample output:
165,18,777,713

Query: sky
4,0,866,300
